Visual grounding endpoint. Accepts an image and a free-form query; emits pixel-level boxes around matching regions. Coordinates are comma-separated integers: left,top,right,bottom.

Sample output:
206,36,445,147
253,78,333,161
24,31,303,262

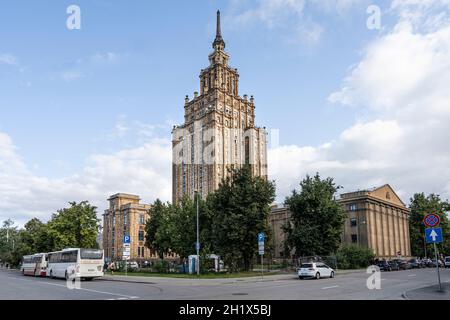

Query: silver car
298,262,335,280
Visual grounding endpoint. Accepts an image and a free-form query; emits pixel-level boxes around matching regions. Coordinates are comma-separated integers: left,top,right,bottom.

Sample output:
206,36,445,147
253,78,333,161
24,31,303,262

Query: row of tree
2,166,448,271
0,202,100,267
145,166,276,272
409,193,450,258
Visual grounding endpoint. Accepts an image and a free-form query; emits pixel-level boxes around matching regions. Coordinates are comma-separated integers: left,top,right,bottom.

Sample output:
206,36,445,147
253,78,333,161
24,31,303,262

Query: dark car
396,259,412,270
377,261,392,271
389,260,401,271
408,259,422,269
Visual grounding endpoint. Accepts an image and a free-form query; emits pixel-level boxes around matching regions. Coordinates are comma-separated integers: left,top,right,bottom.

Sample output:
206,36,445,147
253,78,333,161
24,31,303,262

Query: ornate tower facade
172,11,268,203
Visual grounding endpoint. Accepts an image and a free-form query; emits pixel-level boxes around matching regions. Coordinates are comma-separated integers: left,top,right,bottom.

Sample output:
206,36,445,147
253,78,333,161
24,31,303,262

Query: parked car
389,260,401,271
445,257,450,268
377,261,392,271
429,259,444,268
298,262,335,280
126,261,139,270
397,259,412,270
408,259,422,269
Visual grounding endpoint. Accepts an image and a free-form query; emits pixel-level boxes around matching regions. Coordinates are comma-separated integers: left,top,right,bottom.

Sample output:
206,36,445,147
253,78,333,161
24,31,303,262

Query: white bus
47,248,104,281
21,253,48,277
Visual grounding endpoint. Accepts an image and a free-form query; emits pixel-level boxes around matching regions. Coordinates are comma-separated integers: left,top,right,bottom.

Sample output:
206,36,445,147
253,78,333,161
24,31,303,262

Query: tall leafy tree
145,199,172,260
169,195,209,260
47,201,100,250
208,165,276,272
284,173,346,257
409,193,450,258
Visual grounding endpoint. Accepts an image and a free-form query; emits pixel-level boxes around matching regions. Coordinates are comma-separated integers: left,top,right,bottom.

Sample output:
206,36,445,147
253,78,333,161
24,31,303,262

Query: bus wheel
85,278,94,281
65,272,69,281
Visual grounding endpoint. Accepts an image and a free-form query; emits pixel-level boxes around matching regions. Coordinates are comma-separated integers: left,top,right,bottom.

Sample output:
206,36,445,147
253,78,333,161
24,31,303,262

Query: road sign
123,235,131,244
425,227,443,244
123,247,130,253
123,243,130,248
258,244,264,255
424,213,441,228
258,232,265,243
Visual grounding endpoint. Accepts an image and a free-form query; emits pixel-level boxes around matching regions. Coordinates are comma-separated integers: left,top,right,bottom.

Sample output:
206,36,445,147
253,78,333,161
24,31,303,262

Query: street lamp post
195,191,200,276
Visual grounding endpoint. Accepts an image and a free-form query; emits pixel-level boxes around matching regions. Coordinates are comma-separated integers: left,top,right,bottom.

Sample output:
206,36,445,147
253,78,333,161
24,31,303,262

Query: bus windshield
80,249,103,260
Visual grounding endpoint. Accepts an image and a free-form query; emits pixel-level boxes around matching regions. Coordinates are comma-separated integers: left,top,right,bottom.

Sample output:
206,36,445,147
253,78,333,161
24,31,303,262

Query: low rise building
338,184,411,259
102,193,155,262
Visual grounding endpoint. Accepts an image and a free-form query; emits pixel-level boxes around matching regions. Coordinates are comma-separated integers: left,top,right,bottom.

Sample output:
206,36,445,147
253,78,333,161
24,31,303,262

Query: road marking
4,275,139,299
408,274,416,277
322,285,339,290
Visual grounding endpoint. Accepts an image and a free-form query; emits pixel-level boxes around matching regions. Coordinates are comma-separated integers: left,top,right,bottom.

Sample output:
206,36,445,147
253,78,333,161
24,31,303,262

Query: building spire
213,10,225,50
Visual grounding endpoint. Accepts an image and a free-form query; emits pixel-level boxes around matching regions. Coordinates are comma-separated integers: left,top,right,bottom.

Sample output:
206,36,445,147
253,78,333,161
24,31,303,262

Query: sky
1,0,450,226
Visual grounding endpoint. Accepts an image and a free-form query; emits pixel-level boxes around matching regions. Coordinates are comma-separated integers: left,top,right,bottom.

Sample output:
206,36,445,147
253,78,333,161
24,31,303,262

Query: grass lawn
105,271,282,279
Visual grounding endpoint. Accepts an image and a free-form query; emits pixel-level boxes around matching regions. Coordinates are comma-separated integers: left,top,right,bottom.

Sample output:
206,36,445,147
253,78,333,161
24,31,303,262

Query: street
0,268,449,300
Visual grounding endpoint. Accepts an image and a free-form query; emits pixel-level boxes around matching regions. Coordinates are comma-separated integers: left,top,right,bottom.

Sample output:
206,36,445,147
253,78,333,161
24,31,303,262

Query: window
350,218,357,227
112,248,115,258
139,214,145,225
349,204,357,211
124,213,128,226
351,234,358,243
138,247,141,257
245,136,250,165
138,231,145,242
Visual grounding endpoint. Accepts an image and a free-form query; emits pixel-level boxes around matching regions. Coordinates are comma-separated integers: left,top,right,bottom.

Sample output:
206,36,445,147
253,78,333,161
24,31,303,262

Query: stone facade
268,205,291,258
172,11,268,203
338,184,411,259
268,185,411,259
102,193,156,262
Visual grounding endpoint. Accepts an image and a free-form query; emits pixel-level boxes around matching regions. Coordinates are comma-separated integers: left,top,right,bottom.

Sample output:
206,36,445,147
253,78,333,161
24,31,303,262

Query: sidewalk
404,283,450,300
101,268,366,285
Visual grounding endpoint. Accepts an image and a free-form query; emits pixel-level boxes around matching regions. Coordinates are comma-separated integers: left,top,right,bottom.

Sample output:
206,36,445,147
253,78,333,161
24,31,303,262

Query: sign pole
434,242,442,291
261,254,263,280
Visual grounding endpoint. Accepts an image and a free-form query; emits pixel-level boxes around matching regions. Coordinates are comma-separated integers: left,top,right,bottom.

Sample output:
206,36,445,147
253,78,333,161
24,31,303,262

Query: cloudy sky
1,0,450,226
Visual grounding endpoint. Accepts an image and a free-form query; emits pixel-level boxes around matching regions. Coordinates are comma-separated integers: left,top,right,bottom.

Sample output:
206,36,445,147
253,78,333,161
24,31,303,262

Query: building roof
107,193,141,201
339,184,407,208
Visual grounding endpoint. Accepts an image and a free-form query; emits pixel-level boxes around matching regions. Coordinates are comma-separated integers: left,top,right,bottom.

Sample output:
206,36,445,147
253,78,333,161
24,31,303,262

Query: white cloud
0,53,18,66
90,52,119,64
61,70,85,82
270,1,450,204
0,131,172,227
226,0,363,45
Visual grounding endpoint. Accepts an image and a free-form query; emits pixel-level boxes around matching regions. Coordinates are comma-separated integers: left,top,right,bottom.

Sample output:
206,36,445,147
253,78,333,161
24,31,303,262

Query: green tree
21,218,52,254
47,201,100,250
169,195,210,261
145,199,172,260
336,245,375,269
409,193,450,258
208,165,276,272
284,173,346,257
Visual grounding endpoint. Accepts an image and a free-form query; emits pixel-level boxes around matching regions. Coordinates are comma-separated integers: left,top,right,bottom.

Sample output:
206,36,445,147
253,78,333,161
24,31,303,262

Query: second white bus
21,253,48,277
47,248,104,281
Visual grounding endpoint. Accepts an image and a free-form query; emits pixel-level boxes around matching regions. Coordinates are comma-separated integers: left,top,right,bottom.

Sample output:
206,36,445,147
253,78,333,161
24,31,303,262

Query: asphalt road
0,268,449,300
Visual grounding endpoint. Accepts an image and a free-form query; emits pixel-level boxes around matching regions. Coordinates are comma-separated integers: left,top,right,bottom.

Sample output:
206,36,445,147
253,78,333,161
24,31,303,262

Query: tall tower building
172,11,268,203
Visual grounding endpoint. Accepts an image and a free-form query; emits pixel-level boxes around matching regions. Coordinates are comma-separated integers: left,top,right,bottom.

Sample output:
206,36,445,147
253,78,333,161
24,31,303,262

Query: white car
445,257,450,268
298,262,335,280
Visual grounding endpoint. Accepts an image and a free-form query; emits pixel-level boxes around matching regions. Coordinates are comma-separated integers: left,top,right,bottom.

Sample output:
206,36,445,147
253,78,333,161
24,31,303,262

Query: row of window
110,214,146,227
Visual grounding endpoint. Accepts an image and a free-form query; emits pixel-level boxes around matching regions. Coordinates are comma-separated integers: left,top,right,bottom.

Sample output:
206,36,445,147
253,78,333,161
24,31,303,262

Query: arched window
245,136,250,165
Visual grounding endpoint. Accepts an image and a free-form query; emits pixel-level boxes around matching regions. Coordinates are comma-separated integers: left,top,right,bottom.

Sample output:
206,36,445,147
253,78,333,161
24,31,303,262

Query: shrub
152,260,170,273
336,245,375,269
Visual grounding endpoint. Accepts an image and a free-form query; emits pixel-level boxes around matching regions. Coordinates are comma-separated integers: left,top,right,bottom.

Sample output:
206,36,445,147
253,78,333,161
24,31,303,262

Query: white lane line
40,281,139,299
322,285,339,290
408,274,416,277
5,275,139,299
